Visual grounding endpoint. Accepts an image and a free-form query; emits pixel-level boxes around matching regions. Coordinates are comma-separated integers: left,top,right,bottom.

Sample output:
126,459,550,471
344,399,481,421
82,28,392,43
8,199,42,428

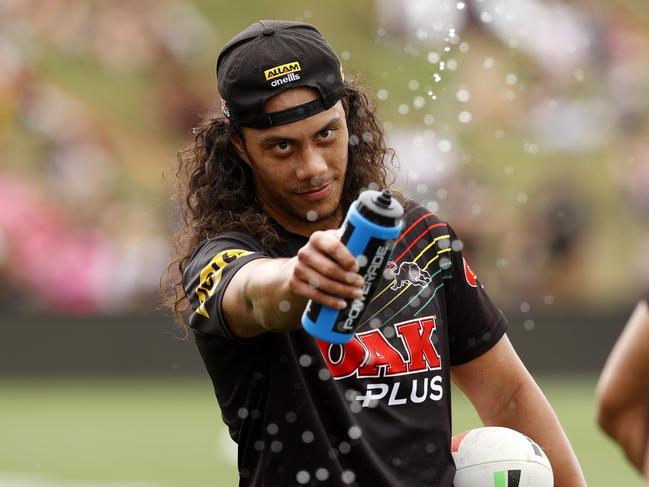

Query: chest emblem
386,261,432,290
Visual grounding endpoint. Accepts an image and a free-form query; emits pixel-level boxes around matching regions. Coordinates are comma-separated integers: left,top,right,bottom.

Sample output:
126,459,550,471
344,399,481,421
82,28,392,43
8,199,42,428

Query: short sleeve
182,232,270,340
444,225,508,366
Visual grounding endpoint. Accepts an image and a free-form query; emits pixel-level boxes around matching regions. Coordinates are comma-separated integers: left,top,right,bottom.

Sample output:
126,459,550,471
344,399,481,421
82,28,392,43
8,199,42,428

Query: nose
295,144,327,183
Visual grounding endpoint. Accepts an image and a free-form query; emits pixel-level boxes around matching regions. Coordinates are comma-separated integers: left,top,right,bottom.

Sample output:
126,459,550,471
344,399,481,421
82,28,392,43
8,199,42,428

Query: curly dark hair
161,78,404,325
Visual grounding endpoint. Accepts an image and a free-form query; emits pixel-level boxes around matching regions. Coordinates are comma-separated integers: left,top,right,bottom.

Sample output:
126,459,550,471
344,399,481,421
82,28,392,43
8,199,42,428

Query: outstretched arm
452,334,587,487
597,299,649,472
222,229,363,337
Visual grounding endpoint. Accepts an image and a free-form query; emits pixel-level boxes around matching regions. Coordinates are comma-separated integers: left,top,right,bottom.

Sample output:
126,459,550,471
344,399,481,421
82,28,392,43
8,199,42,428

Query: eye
318,128,334,140
274,141,292,153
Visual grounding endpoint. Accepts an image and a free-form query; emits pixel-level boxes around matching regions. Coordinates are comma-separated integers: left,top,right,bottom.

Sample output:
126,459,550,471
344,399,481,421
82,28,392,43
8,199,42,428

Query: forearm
482,376,586,487
242,257,307,332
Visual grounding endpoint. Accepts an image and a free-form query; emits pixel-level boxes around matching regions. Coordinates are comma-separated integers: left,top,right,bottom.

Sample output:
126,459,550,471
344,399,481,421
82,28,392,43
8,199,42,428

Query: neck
265,206,344,237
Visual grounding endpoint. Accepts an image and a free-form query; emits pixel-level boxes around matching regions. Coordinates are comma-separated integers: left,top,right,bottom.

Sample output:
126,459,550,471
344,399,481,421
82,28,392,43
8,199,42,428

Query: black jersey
183,200,508,487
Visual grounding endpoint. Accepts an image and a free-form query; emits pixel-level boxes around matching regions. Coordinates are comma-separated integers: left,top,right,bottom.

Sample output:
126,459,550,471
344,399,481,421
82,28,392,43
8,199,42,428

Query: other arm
596,299,649,472
222,229,363,338
451,334,587,487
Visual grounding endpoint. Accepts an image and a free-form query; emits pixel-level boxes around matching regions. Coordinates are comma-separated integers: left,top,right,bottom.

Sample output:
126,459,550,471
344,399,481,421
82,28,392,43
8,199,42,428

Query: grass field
0,376,642,486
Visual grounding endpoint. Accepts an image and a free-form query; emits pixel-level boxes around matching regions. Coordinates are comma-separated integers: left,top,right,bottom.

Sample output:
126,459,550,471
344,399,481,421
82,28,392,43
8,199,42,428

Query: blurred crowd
0,0,648,314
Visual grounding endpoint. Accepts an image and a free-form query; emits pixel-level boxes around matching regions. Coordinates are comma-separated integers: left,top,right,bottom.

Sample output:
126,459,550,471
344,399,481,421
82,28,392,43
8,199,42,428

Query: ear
229,132,251,166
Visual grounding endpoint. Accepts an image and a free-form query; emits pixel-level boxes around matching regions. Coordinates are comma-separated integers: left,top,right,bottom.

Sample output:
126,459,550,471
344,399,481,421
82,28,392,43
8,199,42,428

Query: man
597,290,649,481
165,20,586,486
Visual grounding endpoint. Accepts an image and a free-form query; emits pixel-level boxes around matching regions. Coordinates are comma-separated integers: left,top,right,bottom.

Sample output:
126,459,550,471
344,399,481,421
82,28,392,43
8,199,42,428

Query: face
231,87,349,236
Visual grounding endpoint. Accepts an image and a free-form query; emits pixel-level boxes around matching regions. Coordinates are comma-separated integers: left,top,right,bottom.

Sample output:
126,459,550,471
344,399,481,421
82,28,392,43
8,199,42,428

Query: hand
288,229,364,310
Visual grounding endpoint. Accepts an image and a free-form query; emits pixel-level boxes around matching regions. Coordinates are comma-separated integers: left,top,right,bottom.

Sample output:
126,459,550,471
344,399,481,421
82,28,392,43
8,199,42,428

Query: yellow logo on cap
265,61,301,81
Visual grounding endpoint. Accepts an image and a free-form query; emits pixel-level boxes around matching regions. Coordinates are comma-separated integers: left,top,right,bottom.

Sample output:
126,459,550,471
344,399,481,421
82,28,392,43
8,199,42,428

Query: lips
296,181,333,201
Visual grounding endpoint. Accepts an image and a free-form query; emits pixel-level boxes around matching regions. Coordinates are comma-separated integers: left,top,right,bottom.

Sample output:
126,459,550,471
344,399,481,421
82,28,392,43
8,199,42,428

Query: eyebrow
258,116,341,145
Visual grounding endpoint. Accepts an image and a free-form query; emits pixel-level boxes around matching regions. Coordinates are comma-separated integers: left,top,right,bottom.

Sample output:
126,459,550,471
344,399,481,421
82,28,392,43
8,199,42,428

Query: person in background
597,289,649,481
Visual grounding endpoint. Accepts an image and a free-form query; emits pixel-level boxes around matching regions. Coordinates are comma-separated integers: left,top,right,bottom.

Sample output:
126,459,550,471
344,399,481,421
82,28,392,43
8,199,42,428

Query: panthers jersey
183,200,507,487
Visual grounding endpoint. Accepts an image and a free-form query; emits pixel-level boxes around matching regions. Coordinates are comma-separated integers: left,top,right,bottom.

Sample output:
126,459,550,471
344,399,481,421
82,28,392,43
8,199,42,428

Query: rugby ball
452,427,553,487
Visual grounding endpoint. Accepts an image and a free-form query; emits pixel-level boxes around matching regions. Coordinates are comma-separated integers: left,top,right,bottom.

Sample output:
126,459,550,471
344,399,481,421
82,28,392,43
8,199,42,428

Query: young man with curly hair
164,20,585,487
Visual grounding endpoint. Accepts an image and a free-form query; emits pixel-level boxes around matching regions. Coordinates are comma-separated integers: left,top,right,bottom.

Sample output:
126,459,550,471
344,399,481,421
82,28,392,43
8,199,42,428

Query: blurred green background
1,0,648,485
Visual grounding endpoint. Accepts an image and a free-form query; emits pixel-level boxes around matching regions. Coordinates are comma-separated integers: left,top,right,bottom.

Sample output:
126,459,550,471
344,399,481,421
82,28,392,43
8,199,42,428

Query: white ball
452,427,553,487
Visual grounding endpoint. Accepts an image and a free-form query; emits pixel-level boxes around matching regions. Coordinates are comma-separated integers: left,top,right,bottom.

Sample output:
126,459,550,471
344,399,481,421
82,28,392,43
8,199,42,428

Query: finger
311,230,359,271
297,246,363,287
294,264,363,301
289,277,348,310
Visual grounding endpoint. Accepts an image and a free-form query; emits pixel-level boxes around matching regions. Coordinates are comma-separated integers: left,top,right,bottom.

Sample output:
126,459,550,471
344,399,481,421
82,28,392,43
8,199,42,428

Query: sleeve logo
195,249,252,318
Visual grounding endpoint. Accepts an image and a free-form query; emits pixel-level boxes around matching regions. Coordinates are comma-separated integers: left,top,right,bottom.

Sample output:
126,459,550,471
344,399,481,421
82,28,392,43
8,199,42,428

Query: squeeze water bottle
301,189,404,344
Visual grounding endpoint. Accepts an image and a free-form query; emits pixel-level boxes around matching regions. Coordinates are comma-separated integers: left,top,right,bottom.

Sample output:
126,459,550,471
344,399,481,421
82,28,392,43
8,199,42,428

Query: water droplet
446,58,458,70
505,73,518,85
299,354,312,367
237,407,249,419
451,240,464,252
437,188,447,199
348,134,359,146
370,318,382,329
456,88,471,103
408,80,420,91
342,470,356,484
377,27,386,37
438,140,452,153
302,430,315,443
433,73,442,83
495,129,505,139
520,302,531,313
516,193,528,204
362,131,374,143
267,423,279,435
483,57,495,69
270,440,283,452
318,368,331,381
339,441,351,454
458,111,472,124
398,104,410,115
341,50,351,60
573,68,584,82
425,442,437,453
496,258,508,268
504,165,514,175
348,426,362,439
315,468,330,481
459,42,469,53
439,61,446,71
254,440,265,451
392,457,402,466
456,2,465,9
278,300,291,312
377,89,389,101
480,11,493,23
356,255,368,268
524,319,535,331
413,96,426,110
383,327,395,338
444,46,450,52
416,183,428,194
544,295,555,305
296,470,311,484
427,52,440,64
303,9,312,18
423,114,435,125
286,411,297,423
306,210,318,222
471,204,482,215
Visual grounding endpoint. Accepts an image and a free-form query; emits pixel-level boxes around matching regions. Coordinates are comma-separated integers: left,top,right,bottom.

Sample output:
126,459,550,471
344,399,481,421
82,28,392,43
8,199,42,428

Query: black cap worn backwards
216,20,345,129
